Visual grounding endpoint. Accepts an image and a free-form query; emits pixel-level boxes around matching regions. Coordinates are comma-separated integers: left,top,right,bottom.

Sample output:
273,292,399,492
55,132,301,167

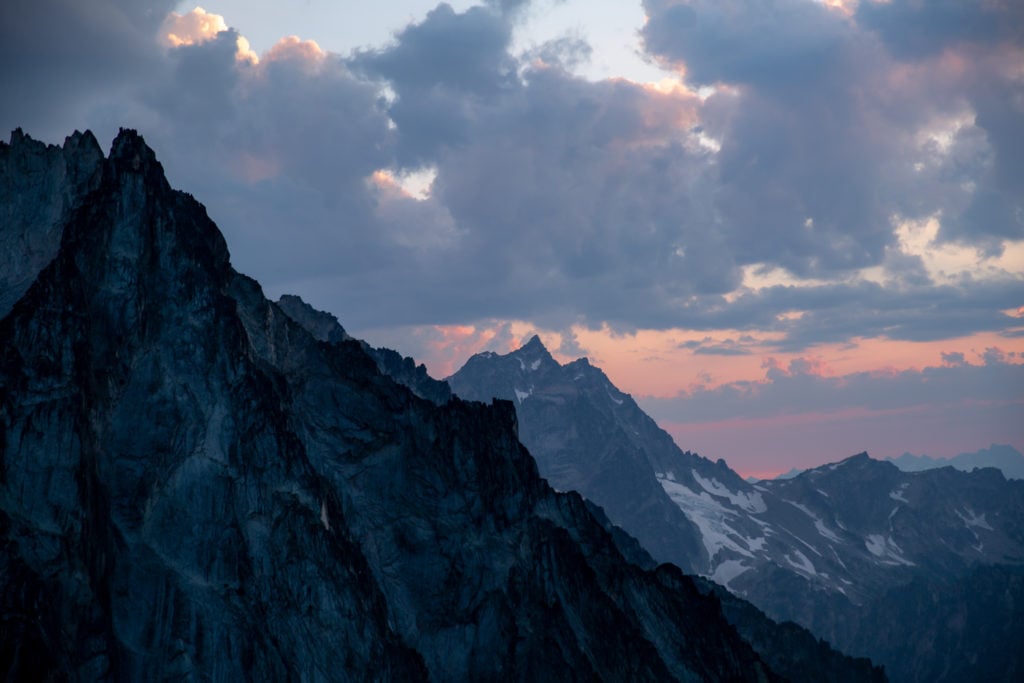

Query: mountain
0,128,889,681
889,444,1024,480
449,339,1024,683
449,335,708,574
276,293,452,405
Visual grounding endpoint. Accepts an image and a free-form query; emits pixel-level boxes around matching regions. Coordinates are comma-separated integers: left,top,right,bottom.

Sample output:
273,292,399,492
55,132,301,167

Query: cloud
642,0,850,87
855,0,1024,60
161,6,258,62
161,7,230,47
0,0,176,138
941,351,967,367
2,0,1021,357
639,347,1024,424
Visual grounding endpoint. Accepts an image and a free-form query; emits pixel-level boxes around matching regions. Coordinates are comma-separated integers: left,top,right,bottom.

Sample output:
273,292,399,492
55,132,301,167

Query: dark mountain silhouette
0,128,889,681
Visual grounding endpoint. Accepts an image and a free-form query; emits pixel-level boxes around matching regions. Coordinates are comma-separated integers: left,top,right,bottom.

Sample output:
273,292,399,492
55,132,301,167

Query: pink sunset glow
5,0,1021,476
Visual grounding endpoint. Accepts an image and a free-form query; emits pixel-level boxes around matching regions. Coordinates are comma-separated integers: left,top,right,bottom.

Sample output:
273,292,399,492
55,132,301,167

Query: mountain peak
108,128,169,188
521,334,546,352
110,127,153,163
799,452,901,479
3,127,803,682
1,128,105,318
510,334,556,369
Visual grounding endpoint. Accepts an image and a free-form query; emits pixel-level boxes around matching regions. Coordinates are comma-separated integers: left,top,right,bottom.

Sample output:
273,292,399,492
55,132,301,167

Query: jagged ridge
1,129,794,681
448,337,1024,683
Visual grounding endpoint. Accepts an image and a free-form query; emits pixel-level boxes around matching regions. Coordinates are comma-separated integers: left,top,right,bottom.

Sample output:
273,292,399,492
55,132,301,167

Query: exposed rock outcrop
0,129,805,681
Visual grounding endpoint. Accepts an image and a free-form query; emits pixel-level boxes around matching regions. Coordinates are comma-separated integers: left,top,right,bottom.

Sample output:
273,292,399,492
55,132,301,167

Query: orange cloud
265,36,327,65
161,7,257,63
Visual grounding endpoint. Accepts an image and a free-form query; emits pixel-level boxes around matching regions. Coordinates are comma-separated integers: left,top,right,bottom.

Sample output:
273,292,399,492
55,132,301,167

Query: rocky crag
449,338,1024,683
0,129,887,681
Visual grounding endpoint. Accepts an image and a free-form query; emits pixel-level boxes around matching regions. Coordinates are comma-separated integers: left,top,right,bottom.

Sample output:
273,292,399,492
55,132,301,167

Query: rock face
0,128,104,318
449,339,1024,683
276,293,452,405
0,129,821,681
449,336,708,574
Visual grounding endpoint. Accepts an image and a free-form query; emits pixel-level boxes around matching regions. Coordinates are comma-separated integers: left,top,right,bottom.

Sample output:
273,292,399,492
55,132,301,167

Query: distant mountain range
759,444,1024,482
449,338,1024,683
888,444,1024,480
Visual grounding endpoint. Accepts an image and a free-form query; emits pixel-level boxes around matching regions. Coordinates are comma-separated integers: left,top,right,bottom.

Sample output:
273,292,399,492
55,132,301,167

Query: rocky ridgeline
0,129,889,680
449,338,1024,683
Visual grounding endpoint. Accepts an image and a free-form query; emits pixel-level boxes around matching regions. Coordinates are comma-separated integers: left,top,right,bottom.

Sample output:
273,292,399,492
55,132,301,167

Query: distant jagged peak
835,451,874,467
462,334,561,375
783,452,902,484
514,334,555,365
521,334,546,351
888,443,1024,480
772,467,804,480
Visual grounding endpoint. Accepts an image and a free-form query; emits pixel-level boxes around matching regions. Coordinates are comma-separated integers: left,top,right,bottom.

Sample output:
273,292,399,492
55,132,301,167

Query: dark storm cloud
641,1,902,279
138,33,398,285
0,1,398,287
0,0,177,138
641,0,1024,261
639,349,1024,424
324,5,744,330
855,0,1024,60
3,1,1020,350
651,277,1024,350
642,0,848,87
351,3,519,166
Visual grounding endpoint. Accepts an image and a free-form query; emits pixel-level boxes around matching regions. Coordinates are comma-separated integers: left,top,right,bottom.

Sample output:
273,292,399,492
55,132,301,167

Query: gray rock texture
449,338,1024,683
0,129,809,681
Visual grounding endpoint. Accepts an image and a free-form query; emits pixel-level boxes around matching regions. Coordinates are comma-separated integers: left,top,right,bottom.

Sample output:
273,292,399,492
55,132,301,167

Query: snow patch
656,474,768,565
320,500,330,531
747,536,767,552
865,534,914,566
530,359,541,371
889,483,909,503
784,500,842,543
830,546,849,572
864,535,885,557
785,550,817,576
711,559,751,588
514,388,531,403
814,519,842,544
955,507,993,530
785,500,816,518
692,470,767,513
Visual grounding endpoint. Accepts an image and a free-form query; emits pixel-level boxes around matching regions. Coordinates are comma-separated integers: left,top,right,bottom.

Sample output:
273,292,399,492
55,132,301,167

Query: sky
2,0,1022,477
